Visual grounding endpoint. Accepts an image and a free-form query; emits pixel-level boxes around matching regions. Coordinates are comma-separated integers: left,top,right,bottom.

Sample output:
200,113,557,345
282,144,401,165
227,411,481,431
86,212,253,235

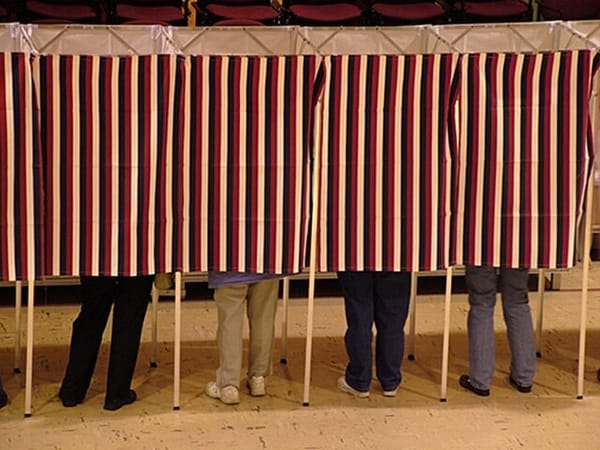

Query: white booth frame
1,20,599,415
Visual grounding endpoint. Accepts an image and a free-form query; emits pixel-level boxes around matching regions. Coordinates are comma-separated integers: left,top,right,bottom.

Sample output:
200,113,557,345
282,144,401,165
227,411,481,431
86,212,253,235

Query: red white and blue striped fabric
316,54,460,272
0,53,43,281
453,51,598,269
181,55,323,274
34,54,184,276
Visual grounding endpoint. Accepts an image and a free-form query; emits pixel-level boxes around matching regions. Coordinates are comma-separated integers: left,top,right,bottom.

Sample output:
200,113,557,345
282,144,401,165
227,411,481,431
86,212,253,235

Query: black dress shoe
0,379,8,409
509,375,532,393
60,396,83,408
459,374,490,397
104,389,137,411
58,387,84,407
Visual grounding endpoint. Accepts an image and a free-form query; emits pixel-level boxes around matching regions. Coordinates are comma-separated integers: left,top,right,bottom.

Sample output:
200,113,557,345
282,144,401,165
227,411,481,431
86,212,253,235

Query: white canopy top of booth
1,21,599,56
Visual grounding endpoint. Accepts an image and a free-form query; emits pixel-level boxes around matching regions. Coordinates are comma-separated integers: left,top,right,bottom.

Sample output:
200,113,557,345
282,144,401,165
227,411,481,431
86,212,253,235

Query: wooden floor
0,266,599,449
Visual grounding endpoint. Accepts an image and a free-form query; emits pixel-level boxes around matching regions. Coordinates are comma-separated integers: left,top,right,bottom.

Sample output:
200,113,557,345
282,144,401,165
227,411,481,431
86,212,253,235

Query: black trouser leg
105,275,152,400
59,276,115,401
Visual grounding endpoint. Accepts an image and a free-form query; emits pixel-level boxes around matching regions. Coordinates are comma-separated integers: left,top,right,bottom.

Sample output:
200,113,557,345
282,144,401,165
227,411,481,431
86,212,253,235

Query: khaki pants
214,279,279,389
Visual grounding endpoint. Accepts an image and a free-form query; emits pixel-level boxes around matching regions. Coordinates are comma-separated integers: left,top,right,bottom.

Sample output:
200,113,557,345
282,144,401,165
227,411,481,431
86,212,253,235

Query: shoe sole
337,378,369,398
509,376,532,393
248,383,266,397
459,375,490,397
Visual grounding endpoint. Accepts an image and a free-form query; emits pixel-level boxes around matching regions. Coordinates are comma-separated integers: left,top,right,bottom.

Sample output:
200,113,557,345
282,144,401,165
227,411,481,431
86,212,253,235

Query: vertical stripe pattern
454,51,597,269
182,55,322,274
317,54,459,272
0,53,43,281
34,54,184,276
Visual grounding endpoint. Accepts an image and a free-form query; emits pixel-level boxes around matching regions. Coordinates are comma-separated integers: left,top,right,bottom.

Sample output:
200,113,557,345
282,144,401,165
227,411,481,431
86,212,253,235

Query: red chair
212,17,265,25
0,0,16,21
370,0,449,25
537,0,600,20
453,0,532,23
24,0,103,23
284,0,364,26
0,1,9,21
194,1,281,26
110,0,188,25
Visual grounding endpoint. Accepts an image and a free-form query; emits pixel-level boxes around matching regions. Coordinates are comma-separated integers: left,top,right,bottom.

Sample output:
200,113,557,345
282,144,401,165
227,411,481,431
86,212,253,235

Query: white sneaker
205,381,240,405
247,376,266,397
337,376,369,398
382,387,399,397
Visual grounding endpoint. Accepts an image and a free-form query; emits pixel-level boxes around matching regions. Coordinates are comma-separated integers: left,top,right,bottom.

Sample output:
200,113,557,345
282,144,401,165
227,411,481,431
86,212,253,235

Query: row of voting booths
1,20,600,416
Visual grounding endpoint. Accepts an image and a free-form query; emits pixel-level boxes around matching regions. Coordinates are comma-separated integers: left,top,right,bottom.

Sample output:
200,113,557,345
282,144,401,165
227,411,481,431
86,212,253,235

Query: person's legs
59,276,116,404
499,268,535,388
337,271,375,393
465,265,498,391
373,271,411,393
246,279,279,379
214,283,248,389
105,275,153,404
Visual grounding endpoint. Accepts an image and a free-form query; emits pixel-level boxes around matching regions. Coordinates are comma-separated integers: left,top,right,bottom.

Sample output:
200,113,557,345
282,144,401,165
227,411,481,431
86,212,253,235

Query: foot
59,395,83,408
103,389,137,411
205,381,240,405
459,374,490,397
58,388,84,408
0,379,7,409
509,375,532,393
337,376,369,398
382,386,399,397
247,376,266,397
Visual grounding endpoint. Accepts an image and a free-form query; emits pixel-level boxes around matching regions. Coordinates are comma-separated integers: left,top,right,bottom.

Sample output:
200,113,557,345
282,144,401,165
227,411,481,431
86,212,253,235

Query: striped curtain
317,54,460,272
180,55,323,274
0,53,43,281
34,54,184,276
454,51,598,269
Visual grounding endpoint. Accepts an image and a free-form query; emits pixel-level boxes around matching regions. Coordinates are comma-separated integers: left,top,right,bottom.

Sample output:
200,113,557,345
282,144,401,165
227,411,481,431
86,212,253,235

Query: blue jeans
337,271,411,392
465,266,536,390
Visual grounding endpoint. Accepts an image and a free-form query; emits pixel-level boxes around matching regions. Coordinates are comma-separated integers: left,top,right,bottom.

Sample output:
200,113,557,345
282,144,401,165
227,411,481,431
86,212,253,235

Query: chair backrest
537,0,600,20
115,0,183,6
28,0,97,4
205,0,273,4
212,17,264,25
461,0,529,3
372,0,446,4
286,0,358,4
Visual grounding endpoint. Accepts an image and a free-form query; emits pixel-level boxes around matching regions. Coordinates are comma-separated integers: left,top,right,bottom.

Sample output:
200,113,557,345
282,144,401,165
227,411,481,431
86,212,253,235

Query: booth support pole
302,97,323,407
577,171,595,399
150,283,159,368
14,281,22,373
407,272,417,360
440,266,453,402
173,272,182,410
24,281,34,417
535,269,545,358
280,277,290,364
